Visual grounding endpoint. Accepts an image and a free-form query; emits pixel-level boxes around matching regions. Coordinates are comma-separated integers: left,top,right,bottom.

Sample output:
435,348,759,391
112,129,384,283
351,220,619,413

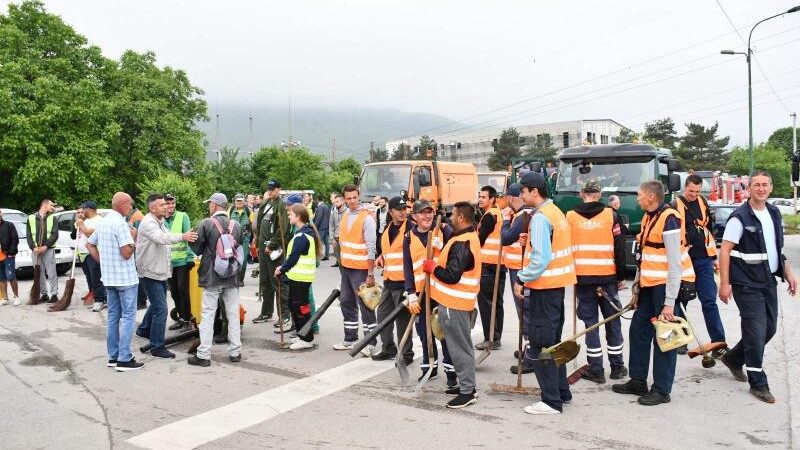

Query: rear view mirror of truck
668,173,681,192
667,159,681,172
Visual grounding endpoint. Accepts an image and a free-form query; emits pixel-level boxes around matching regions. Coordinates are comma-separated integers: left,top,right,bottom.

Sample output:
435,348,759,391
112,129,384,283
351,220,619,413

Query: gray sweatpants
37,249,58,297
340,267,376,343
438,305,476,394
197,285,241,360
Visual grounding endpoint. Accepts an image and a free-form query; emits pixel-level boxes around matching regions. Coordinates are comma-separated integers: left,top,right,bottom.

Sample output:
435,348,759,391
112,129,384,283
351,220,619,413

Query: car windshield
360,164,411,199
478,174,506,192
557,158,655,193
10,220,26,238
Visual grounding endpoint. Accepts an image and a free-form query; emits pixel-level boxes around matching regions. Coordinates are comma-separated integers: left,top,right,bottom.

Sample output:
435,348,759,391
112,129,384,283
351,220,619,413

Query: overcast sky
4,0,800,147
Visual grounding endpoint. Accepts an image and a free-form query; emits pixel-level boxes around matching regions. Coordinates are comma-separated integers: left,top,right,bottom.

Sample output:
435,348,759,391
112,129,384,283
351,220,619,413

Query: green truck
512,143,682,269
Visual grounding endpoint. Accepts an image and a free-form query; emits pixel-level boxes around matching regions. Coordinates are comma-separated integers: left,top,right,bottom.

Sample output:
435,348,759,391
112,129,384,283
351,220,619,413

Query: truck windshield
360,164,411,198
557,158,655,193
477,174,506,192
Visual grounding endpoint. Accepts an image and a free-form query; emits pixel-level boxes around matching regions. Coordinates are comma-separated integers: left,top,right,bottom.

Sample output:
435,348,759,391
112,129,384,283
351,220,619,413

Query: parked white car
2,208,75,277
767,198,797,216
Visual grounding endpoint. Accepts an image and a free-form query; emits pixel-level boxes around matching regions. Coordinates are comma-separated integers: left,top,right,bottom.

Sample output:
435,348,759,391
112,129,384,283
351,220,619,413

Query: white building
386,119,626,172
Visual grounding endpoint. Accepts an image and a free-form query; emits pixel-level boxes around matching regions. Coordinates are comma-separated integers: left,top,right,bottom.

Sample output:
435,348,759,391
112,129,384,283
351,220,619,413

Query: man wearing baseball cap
565,179,628,384
513,171,576,415
253,180,291,328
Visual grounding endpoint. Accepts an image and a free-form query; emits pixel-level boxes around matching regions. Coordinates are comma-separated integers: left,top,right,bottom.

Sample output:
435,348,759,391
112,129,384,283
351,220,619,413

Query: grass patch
785,215,800,235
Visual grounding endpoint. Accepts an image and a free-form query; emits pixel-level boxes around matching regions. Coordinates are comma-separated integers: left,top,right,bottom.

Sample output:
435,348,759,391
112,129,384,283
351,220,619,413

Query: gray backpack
210,217,244,278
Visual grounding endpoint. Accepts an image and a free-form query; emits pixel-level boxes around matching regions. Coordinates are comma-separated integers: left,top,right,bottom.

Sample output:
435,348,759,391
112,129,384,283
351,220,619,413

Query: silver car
2,208,74,277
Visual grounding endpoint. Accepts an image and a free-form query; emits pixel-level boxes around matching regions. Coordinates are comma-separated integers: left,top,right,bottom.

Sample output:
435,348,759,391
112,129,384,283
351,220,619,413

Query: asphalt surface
1,238,799,450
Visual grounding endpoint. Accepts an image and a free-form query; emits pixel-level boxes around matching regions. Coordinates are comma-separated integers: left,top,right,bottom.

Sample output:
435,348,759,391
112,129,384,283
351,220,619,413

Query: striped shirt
88,210,138,287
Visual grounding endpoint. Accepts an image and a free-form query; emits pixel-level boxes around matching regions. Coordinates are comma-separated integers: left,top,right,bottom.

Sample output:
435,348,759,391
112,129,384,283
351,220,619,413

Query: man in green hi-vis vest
164,194,196,330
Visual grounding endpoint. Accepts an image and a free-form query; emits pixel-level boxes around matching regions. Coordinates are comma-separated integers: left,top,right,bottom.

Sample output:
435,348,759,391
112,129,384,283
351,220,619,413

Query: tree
136,171,205,223
488,127,522,171
675,122,730,171
390,143,411,161
766,126,800,160
208,147,256,198
616,127,641,144
642,117,678,149
727,143,791,198
416,135,437,160
372,145,389,162
524,133,558,163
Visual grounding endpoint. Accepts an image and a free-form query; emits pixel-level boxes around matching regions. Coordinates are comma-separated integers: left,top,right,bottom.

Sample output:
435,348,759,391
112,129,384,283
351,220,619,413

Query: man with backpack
188,193,245,367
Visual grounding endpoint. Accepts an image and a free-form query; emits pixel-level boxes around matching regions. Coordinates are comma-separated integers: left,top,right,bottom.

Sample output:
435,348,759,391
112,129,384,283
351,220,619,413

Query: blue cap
506,183,522,197
285,193,303,206
80,201,97,210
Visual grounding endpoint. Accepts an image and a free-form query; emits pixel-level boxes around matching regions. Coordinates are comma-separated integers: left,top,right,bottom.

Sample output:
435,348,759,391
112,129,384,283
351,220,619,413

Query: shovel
414,216,441,393
395,313,416,385
476,245,503,366
29,253,41,305
49,249,77,312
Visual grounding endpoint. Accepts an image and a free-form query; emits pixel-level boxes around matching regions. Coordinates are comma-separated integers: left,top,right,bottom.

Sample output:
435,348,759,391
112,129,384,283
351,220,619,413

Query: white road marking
128,327,487,450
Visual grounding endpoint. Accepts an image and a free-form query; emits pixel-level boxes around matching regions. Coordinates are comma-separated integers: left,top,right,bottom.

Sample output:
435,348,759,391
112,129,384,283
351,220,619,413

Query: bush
136,171,205,224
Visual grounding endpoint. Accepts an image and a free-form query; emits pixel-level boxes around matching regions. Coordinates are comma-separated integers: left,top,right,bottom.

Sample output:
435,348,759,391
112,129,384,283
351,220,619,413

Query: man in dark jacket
26,199,59,303
252,180,291,326
0,211,20,305
313,196,331,261
187,193,243,367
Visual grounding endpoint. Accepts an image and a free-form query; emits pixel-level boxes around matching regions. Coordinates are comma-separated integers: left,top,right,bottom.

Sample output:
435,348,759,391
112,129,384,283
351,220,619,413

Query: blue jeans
0,256,16,281
629,284,677,395
136,278,168,351
676,257,725,343
107,284,139,363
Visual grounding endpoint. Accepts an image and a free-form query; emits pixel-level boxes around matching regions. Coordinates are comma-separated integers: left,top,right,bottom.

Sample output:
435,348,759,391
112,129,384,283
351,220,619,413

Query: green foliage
726,144,791,198
643,117,678,148
616,128,641,144
766,127,799,160
208,147,254,198
136,171,205,222
390,143,411,161
0,1,207,211
488,127,522,171
675,122,730,171
416,135,437,160
784,215,800,235
524,133,557,163
371,146,389,162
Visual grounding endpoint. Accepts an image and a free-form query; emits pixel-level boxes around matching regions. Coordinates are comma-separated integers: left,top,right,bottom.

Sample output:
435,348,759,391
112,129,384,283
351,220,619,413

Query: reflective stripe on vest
408,228,441,293
674,196,717,258
637,208,695,287
339,210,370,269
567,208,615,277
170,211,188,262
28,214,54,247
524,202,577,290
502,210,528,270
430,232,482,311
380,221,407,281
286,231,317,282
479,208,503,265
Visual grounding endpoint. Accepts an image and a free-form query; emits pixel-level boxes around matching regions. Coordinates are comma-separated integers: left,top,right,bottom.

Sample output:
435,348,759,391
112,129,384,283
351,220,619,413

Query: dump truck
552,143,682,268
477,171,509,209
357,160,478,213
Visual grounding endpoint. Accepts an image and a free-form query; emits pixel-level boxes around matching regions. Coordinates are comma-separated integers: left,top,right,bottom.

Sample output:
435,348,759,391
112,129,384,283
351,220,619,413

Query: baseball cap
80,201,97,210
267,180,281,190
581,179,602,193
520,172,548,194
506,183,522,197
388,196,406,210
203,193,228,207
164,193,176,201
234,193,245,201
412,199,434,213
285,193,303,206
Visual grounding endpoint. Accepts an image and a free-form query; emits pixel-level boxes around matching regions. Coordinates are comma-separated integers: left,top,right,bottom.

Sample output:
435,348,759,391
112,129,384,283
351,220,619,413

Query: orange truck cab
358,161,478,213
477,171,509,209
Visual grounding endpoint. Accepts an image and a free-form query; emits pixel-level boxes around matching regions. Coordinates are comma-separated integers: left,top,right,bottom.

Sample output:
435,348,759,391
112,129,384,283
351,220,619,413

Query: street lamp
721,5,800,176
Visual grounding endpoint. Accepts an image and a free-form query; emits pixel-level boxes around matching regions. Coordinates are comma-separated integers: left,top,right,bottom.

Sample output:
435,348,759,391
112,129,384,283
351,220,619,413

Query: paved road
1,238,798,449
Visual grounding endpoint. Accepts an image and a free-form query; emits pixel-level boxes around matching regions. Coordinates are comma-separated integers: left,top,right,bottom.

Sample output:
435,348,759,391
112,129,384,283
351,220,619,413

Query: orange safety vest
430,231,482,311
674,196,717,258
407,227,442,293
380,221,407,282
479,207,503,265
637,207,696,287
339,210,371,270
524,202,577,290
502,210,529,270
566,208,616,277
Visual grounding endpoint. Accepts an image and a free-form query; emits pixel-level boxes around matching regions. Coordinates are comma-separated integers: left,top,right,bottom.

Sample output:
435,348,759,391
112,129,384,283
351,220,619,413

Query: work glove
431,236,444,251
405,292,421,314
422,259,436,274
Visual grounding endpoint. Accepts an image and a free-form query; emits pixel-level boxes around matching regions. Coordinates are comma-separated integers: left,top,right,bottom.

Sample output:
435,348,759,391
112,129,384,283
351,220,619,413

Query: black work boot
610,365,629,380
676,345,688,355
582,368,606,384
749,386,775,404
510,361,534,374
721,353,747,382
612,378,648,396
638,389,671,406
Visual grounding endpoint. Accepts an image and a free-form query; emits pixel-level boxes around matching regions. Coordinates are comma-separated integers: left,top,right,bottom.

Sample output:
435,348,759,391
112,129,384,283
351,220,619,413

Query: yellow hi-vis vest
286,231,317,282
28,214,54,247
169,211,189,263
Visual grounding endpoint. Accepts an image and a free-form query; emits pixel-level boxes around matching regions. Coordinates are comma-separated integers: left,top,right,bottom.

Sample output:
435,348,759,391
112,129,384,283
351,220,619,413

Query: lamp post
721,5,800,176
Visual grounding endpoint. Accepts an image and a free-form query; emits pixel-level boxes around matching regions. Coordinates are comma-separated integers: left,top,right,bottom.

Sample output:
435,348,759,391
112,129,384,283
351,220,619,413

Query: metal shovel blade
395,315,416,385
414,366,433,392
475,346,492,366
538,340,581,367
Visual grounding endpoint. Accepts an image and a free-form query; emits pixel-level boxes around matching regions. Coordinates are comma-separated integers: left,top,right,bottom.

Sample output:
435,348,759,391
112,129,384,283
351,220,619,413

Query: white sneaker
12,297,21,306
289,339,314,350
360,344,376,358
290,336,300,344
523,401,561,415
332,341,355,351
91,302,103,312
0,299,8,306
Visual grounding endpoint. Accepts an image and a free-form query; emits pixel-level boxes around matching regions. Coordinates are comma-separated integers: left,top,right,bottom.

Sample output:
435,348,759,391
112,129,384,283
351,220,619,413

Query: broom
49,250,77,312
28,254,42,305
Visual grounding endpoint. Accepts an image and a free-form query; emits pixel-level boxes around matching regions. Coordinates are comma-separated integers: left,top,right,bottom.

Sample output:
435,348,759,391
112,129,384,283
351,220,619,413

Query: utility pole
215,113,221,162
331,137,336,162
792,112,798,213
248,109,254,157
369,141,375,163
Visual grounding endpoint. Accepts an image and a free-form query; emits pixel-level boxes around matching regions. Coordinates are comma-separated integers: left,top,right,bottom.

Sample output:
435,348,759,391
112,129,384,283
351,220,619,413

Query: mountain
197,104,461,161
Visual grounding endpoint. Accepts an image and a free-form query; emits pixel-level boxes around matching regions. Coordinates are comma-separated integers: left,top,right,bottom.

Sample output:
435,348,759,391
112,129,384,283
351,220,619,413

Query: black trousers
726,282,778,388
477,264,506,342
524,287,571,412
289,280,313,342
168,263,192,321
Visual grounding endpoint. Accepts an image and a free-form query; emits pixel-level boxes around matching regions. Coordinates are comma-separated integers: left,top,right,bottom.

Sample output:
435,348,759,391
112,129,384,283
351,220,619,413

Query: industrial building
386,119,626,171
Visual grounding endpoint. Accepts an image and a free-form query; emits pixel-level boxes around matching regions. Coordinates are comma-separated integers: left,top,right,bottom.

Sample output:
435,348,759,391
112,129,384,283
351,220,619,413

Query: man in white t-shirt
718,171,797,404
75,202,106,310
